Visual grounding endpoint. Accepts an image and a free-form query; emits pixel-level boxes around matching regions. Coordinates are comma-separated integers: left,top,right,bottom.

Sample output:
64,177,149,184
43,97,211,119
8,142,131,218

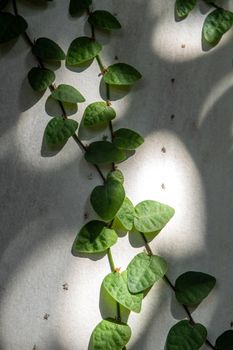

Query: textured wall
0,0,233,349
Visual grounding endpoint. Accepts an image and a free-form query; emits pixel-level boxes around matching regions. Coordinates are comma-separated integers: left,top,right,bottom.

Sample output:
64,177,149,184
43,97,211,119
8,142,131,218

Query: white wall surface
1,0,233,349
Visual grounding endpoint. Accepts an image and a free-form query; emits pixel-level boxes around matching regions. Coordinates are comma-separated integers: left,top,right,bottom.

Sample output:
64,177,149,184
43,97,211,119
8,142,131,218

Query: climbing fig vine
1,0,233,349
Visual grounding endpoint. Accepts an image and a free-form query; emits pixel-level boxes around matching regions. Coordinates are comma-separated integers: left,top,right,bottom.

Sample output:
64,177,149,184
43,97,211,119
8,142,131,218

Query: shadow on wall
0,0,233,349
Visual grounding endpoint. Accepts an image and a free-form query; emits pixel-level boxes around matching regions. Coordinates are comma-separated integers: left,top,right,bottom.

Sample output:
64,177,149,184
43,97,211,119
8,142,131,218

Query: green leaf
51,84,85,104
28,67,55,92
175,0,197,19
69,0,91,16
175,271,216,307
166,320,207,350
90,318,131,350
45,117,78,147
90,179,125,221
113,128,144,150
85,141,126,165
127,252,167,293
107,170,124,184
88,10,121,30
66,36,102,66
83,102,116,128
103,271,143,313
203,8,233,46
104,63,142,86
0,12,28,44
113,197,135,231
73,220,118,254
215,330,233,350
134,200,175,234
32,37,66,61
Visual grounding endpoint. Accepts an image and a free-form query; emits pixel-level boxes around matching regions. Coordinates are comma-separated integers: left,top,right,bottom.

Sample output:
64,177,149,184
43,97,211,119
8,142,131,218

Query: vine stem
11,0,106,184
107,248,115,272
95,53,115,171
202,0,221,10
107,248,122,322
140,233,216,350
87,8,123,330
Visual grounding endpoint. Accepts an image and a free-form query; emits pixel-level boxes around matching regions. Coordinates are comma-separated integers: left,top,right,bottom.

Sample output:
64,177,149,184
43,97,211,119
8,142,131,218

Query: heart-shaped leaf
28,67,55,91
32,37,66,61
107,170,124,184
127,252,167,293
113,197,135,231
85,141,126,165
134,200,175,233
103,271,143,313
73,220,118,254
51,84,85,104
113,128,144,150
175,0,197,19
0,12,28,44
175,271,216,307
203,8,233,46
83,101,116,128
90,318,131,350
104,63,142,86
90,179,125,221
88,10,121,30
69,0,91,16
166,321,207,350
45,117,78,147
66,36,102,65
215,330,233,350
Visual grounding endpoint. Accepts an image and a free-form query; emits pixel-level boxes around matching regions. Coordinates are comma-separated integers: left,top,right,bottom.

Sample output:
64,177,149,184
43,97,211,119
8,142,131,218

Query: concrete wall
0,0,233,349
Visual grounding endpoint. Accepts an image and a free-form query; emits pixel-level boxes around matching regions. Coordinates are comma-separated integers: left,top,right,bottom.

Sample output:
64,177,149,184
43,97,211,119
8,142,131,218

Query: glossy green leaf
0,12,28,44
127,252,167,293
175,0,197,19
215,330,233,350
45,117,78,147
103,271,143,313
51,84,85,104
85,141,126,165
32,37,66,61
113,197,135,231
166,320,207,350
66,36,102,65
134,200,175,233
104,63,142,86
90,179,125,221
90,318,131,350
88,10,121,30
203,9,233,46
73,220,117,254
28,67,55,91
107,170,124,184
113,128,144,150
69,0,91,16
83,102,116,128
175,271,216,307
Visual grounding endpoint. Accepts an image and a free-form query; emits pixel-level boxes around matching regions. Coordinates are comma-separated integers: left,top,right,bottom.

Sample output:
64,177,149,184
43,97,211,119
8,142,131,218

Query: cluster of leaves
1,0,233,349
175,0,233,47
